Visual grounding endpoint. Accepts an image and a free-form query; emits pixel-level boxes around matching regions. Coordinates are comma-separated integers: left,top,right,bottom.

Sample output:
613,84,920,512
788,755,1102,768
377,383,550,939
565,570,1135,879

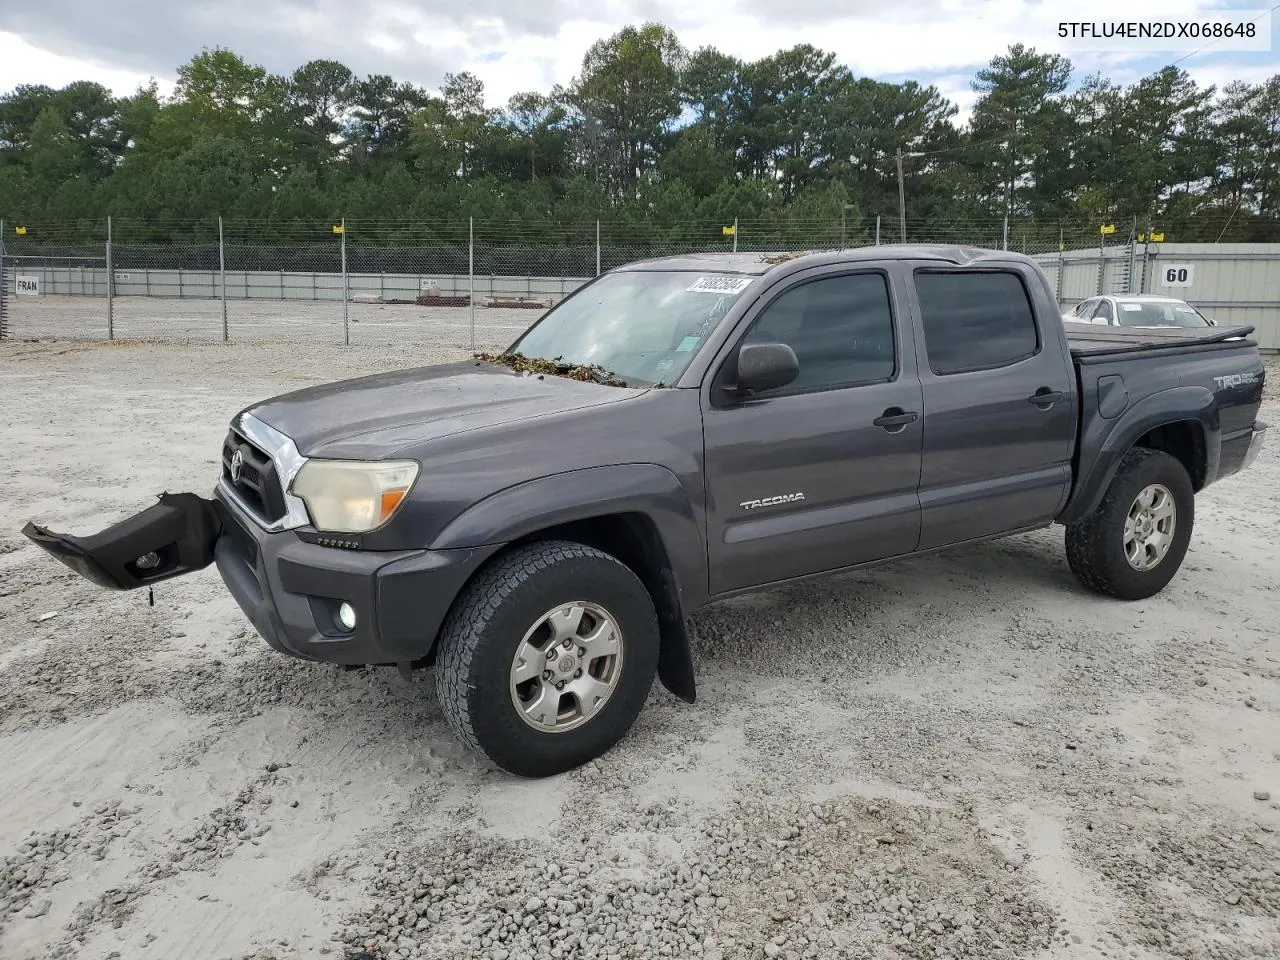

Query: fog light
337,602,357,631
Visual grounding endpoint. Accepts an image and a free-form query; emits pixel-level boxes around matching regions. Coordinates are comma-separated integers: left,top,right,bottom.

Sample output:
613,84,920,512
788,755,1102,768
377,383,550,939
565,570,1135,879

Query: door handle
1028,388,1065,407
873,408,919,430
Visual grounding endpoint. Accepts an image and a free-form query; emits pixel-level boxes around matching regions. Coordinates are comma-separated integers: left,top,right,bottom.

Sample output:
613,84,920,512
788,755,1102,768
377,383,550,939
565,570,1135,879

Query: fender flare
1059,385,1216,524
429,463,708,703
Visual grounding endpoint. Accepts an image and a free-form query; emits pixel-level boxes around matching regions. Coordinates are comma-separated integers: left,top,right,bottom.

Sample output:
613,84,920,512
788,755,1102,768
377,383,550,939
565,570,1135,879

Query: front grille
221,428,287,523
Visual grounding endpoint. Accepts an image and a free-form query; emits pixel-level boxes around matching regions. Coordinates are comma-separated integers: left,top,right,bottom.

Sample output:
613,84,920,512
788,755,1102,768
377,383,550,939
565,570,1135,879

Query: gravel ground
0,338,1276,960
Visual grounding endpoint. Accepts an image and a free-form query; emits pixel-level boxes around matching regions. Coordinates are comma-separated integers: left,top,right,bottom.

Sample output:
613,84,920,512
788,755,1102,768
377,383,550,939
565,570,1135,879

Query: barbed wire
5,215,1279,260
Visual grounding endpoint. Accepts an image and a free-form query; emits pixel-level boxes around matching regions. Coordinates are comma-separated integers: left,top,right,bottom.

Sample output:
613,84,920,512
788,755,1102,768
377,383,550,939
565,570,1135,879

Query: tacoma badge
739,493,805,510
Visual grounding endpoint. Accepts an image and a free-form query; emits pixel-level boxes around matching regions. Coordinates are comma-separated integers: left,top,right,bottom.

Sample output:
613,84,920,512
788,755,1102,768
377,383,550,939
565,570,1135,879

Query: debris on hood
472,352,629,387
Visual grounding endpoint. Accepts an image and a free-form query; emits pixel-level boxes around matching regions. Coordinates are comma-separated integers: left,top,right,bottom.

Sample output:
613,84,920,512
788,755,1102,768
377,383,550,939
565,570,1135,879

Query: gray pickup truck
24,246,1268,777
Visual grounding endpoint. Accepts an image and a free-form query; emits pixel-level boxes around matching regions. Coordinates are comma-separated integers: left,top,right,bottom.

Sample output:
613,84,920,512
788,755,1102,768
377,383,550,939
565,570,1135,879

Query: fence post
1002,215,1009,251
1140,229,1152,294
341,217,349,347
1126,216,1138,295
0,218,6,341
219,216,227,342
106,215,114,340
732,216,738,253
1096,228,1105,295
595,219,601,276
875,215,881,246
468,216,475,352
1056,224,1064,302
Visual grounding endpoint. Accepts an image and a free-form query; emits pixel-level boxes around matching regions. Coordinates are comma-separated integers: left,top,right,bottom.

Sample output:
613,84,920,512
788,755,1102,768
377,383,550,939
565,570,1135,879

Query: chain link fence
2,214,1278,349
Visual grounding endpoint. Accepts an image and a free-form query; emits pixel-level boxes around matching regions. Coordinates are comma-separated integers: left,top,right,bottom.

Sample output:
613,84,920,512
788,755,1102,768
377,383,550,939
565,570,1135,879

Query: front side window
508,270,755,385
1093,300,1114,323
740,272,896,393
915,270,1040,375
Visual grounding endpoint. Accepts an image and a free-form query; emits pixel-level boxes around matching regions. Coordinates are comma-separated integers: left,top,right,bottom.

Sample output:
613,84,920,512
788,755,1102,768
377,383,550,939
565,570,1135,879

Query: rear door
910,266,1076,550
701,266,924,595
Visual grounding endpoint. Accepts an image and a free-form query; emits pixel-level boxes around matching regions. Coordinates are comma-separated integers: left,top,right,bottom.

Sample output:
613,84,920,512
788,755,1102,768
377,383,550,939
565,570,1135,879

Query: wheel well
509,513,682,623
508,513,695,701
1134,420,1206,490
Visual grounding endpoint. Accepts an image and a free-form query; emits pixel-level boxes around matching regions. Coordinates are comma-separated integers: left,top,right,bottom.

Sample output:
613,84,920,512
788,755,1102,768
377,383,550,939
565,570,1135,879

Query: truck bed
1066,321,1257,360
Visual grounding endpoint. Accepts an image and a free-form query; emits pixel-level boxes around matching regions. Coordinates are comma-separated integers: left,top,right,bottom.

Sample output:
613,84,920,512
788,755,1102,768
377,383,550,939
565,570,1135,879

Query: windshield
1115,300,1210,327
504,270,755,385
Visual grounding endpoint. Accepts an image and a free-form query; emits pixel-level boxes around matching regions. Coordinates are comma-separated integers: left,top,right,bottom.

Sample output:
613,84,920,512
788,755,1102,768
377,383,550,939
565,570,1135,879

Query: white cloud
0,31,173,97
2,0,1274,110
1181,57,1280,92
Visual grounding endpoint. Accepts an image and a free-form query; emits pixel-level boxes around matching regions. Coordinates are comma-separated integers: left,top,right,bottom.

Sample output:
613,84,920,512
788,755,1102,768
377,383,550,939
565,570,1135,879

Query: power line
1170,1,1280,67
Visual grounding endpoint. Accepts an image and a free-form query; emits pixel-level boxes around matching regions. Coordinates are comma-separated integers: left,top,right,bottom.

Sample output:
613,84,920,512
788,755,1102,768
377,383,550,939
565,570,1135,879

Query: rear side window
915,271,1039,375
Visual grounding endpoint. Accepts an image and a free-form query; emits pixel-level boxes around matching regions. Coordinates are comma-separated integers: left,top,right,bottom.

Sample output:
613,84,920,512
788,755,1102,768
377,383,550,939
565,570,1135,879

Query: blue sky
1,0,1276,124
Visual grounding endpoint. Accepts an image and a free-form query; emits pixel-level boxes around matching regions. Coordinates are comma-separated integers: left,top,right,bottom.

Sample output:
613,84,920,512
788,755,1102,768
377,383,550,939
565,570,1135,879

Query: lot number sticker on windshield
1121,303,1143,311
687,276,753,294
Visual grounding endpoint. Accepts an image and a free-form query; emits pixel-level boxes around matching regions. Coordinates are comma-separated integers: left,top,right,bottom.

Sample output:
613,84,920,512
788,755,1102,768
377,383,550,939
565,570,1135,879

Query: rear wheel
434,540,660,777
1065,447,1194,600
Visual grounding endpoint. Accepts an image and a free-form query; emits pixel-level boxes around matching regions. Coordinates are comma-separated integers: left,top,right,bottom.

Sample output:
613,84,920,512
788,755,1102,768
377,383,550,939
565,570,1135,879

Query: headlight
290,459,419,532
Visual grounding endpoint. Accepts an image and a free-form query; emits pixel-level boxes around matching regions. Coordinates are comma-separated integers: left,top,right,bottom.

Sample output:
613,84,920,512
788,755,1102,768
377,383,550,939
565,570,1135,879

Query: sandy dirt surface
0,339,1276,960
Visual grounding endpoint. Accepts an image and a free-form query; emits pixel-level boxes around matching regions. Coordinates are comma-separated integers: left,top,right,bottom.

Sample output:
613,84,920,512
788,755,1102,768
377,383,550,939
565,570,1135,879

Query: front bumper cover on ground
21,492,223,590
22,488,493,667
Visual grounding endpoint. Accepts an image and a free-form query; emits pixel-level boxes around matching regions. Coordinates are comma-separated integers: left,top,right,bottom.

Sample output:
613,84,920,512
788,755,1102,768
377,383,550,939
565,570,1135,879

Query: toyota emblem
229,449,245,483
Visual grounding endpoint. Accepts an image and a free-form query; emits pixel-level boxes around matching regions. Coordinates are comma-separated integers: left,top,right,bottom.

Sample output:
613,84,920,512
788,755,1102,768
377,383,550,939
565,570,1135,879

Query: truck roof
615,245,1039,276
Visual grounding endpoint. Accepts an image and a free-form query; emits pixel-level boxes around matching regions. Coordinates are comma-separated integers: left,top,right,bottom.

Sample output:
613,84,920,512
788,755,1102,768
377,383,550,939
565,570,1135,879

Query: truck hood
242,360,645,458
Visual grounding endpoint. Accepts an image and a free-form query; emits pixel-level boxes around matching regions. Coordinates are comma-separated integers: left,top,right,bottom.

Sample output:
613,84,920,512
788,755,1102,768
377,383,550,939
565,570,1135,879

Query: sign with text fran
15,274,40,296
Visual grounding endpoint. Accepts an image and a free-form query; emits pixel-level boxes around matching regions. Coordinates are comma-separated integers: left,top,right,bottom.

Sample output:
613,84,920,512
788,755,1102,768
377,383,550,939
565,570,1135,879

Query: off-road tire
1065,447,1195,600
434,539,660,777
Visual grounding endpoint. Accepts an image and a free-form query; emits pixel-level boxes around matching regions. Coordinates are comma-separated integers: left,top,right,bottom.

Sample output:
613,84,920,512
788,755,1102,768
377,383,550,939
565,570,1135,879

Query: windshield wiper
473,352,631,388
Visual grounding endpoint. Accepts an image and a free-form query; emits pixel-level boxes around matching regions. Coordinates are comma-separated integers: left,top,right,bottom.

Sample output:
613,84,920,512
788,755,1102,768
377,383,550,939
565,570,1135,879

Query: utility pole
896,148,925,243
896,147,906,243
840,204,858,250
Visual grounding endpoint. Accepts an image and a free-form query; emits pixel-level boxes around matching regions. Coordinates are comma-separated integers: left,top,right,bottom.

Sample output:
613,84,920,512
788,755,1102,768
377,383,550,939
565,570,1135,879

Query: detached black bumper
22,492,222,590
23,487,495,667
213,491,492,665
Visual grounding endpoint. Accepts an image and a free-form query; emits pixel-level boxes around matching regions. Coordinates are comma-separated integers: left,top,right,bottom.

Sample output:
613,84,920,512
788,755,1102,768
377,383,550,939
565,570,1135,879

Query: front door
702,268,924,596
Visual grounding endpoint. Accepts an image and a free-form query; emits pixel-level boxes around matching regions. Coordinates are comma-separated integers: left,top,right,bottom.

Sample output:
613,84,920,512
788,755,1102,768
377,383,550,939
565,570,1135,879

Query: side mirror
1207,317,1217,326
735,342,799,394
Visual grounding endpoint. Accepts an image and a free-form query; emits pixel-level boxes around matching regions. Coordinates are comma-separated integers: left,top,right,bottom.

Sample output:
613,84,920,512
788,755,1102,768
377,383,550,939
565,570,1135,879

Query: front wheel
1065,447,1195,600
433,540,660,777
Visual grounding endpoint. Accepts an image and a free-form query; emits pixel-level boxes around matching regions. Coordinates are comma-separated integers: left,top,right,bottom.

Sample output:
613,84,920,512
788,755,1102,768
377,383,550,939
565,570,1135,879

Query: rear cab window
913,270,1040,375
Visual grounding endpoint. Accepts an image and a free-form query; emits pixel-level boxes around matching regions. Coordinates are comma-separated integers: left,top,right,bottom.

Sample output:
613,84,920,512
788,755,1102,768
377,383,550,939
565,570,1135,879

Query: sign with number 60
1160,264,1194,287
15,274,40,296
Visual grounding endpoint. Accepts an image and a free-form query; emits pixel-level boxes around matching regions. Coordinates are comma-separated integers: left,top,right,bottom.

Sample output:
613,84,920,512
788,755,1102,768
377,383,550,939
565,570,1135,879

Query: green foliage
1,30,1278,242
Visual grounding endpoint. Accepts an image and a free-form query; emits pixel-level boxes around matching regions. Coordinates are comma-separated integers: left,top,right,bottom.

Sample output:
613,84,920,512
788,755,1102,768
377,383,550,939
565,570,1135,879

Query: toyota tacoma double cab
23,246,1268,777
